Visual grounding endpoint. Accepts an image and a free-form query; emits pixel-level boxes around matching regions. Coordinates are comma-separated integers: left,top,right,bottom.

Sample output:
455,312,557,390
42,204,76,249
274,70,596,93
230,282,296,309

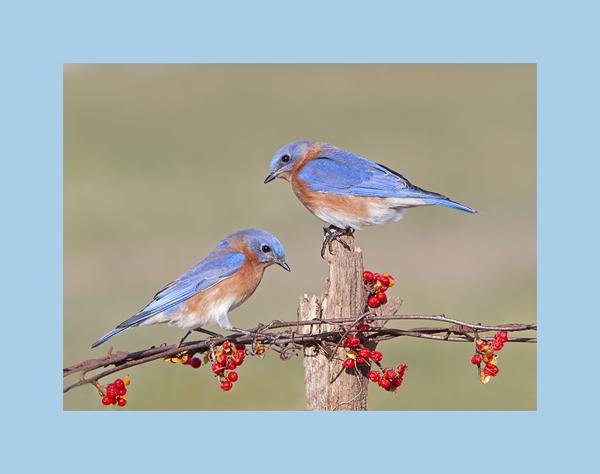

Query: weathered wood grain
299,234,369,410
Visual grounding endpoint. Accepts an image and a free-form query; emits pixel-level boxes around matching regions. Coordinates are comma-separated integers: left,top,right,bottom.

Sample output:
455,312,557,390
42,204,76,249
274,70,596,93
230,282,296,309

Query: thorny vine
63,313,536,395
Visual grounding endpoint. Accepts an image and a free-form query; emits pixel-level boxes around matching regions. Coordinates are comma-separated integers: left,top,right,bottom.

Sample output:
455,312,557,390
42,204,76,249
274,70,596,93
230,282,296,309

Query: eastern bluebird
91,228,290,348
264,140,476,256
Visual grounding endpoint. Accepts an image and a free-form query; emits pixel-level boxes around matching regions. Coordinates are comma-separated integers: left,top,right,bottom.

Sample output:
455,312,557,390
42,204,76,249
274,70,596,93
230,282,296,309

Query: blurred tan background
64,64,536,410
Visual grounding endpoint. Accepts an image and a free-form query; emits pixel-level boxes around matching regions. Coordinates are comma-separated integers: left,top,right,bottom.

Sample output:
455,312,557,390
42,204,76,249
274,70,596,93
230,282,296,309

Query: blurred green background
64,64,536,410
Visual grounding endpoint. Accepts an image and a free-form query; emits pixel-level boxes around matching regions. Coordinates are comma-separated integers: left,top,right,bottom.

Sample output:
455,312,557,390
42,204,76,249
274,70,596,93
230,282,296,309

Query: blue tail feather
402,183,477,214
91,326,129,348
426,197,477,214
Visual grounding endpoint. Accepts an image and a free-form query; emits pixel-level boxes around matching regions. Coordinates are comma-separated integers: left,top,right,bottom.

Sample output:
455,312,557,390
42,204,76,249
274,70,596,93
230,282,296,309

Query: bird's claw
176,330,192,348
321,226,354,259
189,328,223,351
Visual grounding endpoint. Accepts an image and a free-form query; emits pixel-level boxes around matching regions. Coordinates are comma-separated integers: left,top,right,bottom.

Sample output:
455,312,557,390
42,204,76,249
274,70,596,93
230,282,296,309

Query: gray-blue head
223,228,290,271
264,140,319,183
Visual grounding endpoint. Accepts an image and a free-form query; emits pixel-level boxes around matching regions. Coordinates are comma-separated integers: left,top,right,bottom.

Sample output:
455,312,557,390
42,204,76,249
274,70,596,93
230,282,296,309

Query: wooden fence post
298,234,370,410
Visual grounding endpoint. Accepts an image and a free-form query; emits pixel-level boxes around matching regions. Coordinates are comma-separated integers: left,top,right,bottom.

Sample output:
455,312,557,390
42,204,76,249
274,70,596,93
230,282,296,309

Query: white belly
141,295,238,330
314,197,425,230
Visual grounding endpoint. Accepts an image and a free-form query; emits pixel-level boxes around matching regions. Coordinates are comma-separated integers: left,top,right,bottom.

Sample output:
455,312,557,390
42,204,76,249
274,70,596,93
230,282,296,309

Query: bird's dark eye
281,154,290,163
261,244,272,253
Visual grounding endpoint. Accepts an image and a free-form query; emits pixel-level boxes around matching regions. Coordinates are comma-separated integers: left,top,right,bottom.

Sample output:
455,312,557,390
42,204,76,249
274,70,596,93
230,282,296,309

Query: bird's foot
176,330,192,348
321,226,354,259
188,328,223,352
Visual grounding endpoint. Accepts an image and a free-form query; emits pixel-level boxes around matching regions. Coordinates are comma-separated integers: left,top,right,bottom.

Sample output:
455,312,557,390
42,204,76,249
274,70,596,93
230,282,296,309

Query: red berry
220,380,233,391
471,355,482,365
491,340,504,351
117,398,127,407
356,323,370,332
233,350,245,364
343,359,356,369
114,379,125,390
101,396,111,406
227,360,237,370
368,370,380,382
235,343,246,351
118,388,127,396
110,397,118,405
356,357,366,365
347,336,361,348
358,348,371,359
377,275,390,287
217,353,227,364
211,363,224,374
496,331,509,342
391,377,403,387
376,291,387,304
367,296,380,308
190,357,201,368
371,351,383,362
378,377,391,389
106,386,118,399
222,341,231,352
397,363,407,376
483,364,499,377
363,271,375,282
384,369,396,380
227,371,239,382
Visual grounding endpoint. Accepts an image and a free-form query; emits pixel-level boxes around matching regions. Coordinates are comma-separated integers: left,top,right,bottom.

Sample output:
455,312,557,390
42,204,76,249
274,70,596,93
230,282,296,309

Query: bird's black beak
264,173,276,184
276,260,291,272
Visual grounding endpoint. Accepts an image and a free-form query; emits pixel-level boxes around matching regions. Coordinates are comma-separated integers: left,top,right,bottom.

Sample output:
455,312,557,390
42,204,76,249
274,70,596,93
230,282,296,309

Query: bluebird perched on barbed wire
91,229,290,348
264,140,477,257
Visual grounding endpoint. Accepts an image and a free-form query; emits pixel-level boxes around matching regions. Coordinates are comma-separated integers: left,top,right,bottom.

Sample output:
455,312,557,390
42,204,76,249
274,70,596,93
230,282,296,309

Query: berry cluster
368,364,407,391
342,324,408,393
470,331,509,384
163,340,253,392
101,376,130,407
363,270,395,308
209,341,246,391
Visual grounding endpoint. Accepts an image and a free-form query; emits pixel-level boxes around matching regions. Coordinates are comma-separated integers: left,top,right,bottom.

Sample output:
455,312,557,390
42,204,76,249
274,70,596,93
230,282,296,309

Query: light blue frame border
2,0,596,471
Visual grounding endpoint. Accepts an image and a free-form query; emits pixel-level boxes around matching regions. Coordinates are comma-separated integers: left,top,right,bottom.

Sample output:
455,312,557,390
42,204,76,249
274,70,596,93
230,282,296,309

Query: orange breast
224,253,265,306
183,250,265,315
291,173,375,221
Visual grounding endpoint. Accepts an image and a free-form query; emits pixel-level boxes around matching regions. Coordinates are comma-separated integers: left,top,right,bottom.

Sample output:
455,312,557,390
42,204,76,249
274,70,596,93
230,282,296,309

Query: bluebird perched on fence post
91,228,290,348
264,140,477,257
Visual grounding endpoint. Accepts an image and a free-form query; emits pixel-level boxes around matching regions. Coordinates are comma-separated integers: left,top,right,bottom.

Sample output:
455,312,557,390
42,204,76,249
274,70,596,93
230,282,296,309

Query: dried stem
63,313,536,394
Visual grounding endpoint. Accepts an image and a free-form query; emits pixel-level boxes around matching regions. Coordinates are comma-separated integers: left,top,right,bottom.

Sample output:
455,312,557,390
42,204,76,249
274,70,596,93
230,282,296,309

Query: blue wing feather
299,145,476,208
121,251,245,326
298,147,425,198
298,146,476,213
91,250,245,347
